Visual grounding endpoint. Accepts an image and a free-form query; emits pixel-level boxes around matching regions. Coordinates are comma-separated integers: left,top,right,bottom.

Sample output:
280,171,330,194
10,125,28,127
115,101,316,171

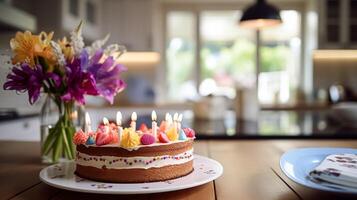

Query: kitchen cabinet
34,0,102,41
319,0,357,49
0,117,40,141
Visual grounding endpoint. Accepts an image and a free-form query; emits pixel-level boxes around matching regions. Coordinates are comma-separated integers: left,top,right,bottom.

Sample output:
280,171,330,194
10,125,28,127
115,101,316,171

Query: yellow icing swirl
120,128,140,148
166,126,178,141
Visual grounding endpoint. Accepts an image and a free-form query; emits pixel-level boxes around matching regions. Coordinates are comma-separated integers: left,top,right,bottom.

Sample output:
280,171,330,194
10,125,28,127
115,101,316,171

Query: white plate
280,147,357,194
39,155,223,194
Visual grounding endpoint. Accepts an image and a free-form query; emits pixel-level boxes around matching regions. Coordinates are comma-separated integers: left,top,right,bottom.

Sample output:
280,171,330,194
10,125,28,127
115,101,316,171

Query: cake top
73,111,195,150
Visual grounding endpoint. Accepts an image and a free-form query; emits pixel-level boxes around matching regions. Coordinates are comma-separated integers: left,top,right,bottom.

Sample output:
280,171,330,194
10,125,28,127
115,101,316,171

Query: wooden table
1,140,356,200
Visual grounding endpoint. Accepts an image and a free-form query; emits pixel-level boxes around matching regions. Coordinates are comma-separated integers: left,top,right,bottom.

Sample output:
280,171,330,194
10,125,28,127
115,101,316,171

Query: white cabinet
35,0,102,41
0,117,40,141
319,0,357,49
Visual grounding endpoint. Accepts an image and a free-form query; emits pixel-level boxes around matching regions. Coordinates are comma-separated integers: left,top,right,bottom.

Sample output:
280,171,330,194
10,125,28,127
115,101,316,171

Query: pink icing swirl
73,130,88,145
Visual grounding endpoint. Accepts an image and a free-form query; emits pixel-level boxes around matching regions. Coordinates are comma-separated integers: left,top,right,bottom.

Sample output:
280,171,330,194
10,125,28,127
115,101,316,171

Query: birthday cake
73,112,196,183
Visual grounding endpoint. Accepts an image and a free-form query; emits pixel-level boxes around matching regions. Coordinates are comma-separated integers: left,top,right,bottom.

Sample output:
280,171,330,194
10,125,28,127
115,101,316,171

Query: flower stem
42,99,76,163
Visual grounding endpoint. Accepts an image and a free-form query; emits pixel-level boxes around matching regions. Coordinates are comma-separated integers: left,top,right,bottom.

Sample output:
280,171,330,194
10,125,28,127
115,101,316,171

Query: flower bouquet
3,21,127,163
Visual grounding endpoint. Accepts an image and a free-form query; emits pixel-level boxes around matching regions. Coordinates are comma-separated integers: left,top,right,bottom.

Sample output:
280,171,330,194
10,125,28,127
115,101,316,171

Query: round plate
280,147,357,194
39,155,223,194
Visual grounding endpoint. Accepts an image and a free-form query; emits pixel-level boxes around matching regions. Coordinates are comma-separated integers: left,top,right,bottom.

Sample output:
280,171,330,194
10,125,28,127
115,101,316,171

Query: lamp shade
239,0,282,29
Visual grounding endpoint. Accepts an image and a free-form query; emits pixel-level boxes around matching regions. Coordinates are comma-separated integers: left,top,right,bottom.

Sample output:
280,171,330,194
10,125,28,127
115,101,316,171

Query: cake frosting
73,112,196,183
76,148,193,170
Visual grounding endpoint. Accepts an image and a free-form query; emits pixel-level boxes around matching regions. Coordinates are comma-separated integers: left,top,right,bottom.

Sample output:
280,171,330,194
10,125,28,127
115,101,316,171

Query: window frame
159,1,306,104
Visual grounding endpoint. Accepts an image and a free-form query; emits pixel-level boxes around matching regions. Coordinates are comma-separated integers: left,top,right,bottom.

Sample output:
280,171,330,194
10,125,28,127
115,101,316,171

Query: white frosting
84,138,194,151
76,148,194,170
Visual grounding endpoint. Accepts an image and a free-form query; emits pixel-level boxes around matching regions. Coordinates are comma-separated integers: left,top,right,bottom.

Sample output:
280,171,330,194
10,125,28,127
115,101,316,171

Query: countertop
1,140,357,199
2,108,357,141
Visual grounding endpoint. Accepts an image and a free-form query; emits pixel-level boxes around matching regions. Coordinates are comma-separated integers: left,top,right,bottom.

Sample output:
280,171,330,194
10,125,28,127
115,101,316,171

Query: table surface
1,140,357,200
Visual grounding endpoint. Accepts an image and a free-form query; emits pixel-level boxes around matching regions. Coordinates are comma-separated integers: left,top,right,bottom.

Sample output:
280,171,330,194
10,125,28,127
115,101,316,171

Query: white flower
104,44,126,59
70,21,85,56
50,41,66,67
85,34,110,56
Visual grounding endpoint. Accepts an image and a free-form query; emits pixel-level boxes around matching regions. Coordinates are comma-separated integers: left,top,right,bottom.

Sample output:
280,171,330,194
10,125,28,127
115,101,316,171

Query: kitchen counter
191,110,357,139
117,109,357,139
1,108,356,141
1,140,356,199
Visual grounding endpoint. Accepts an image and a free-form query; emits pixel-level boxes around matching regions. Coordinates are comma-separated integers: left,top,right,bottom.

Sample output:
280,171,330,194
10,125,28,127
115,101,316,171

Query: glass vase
40,94,84,164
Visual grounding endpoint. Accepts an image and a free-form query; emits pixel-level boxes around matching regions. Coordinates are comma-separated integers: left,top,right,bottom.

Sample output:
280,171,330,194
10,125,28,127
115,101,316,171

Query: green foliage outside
166,38,290,97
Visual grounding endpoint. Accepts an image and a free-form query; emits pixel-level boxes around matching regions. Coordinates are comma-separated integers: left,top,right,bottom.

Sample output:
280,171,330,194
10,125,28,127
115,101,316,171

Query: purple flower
61,52,97,104
85,50,127,104
3,63,44,104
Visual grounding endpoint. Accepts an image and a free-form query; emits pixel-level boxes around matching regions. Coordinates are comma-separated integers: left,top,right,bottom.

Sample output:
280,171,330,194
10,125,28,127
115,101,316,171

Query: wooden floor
1,140,357,200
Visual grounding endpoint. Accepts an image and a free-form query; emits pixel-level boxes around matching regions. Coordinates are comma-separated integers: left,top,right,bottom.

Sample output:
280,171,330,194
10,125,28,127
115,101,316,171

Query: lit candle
173,113,179,130
151,110,157,140
116,111,123,142
84,112,92,133
165,113,170,124
130,112,137,131
167,113,173,128
103,117,110,134
178,113,183,131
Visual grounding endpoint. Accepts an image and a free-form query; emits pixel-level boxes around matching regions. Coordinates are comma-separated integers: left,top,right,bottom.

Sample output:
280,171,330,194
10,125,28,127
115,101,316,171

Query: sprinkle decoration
76,151,193,167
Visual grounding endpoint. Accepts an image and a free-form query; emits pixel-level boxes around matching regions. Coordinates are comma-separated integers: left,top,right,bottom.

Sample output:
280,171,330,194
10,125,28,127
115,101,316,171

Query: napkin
309,154,357,189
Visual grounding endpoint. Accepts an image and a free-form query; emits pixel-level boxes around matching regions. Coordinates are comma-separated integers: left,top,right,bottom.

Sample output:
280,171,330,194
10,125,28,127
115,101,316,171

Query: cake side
75,140,194,182
75,160,194,183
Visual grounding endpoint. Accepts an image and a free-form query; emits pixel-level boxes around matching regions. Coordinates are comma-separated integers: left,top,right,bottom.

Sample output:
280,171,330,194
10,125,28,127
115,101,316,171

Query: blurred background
1,0,357,140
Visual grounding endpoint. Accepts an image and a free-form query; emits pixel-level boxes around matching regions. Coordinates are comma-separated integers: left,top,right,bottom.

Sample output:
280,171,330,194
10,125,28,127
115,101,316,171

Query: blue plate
280,147,357,194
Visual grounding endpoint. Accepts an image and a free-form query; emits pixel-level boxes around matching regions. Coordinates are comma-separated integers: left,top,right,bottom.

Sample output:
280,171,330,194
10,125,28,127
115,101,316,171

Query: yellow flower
10,31,56,67
58,37,74,62
120,128,140,148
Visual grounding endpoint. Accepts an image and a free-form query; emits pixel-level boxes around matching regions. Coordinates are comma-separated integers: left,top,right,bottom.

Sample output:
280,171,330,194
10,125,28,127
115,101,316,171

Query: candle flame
173,113,178,121
103,117,109,126
116,111,122,126
131,112,137,121
167,114,173,124
178,114,183,122
85,112,91,125
151,110,157,121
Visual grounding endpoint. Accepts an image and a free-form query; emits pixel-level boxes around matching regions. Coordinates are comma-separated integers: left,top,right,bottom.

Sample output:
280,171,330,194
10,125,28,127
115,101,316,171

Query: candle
178,113,183,130
151,110,157,140
103,117,110,134
116,111,123,142
168,114,173,128
165,113,173,128
165,113,170,124
130,112,137,131
84,112,92,133
173,113,179,130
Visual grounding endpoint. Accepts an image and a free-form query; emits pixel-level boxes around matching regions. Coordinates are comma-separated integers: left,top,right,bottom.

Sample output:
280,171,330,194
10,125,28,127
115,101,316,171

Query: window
69,0,79,17
165,8,302,105
200,11,256,98
166,11,196,101
259,10,301,104
86,1,96,24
